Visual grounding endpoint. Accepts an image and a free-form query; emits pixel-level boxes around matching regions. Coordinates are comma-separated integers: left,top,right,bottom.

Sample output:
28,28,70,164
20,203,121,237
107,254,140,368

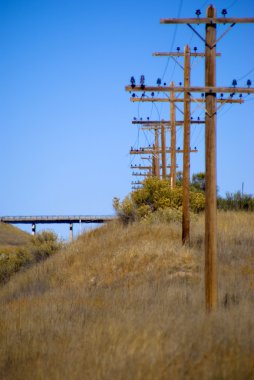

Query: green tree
191,172,205,191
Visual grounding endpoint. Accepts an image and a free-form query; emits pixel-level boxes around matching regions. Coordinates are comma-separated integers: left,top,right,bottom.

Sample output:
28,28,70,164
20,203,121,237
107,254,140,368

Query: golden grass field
0,222,31,249
0,212,254,380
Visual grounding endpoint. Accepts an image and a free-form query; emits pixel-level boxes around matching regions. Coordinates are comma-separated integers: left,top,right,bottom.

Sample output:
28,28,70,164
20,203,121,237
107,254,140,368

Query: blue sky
1,0,254,237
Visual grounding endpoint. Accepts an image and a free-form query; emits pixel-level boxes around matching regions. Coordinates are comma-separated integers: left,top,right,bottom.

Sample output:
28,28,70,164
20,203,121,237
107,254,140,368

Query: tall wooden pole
205,5,218,311
155,129,160,178
161,121,166,179
152,147,156,176
170,81,176,188
182,45,191,246
128,6,254,313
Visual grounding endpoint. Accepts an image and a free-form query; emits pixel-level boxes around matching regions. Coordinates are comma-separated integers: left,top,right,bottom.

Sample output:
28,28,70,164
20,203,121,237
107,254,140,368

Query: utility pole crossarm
130,97,243,104
160,17,254,24
153,52,221,57
130,166,171,169
132,120,205,125
132,172,149,176
130,149,198,154
131,166,152,170
126,85,254,94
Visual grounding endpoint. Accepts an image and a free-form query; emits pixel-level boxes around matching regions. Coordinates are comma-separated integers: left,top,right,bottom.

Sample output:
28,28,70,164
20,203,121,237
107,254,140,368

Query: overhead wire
150,0,184,131
193,126,205,148
226,0,239,10
237,67,254,82
130,0,243,179
188,0,237,151
161,0,183,81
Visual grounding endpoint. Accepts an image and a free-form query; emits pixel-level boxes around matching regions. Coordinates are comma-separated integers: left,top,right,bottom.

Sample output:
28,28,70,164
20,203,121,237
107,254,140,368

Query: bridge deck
0,215,115,224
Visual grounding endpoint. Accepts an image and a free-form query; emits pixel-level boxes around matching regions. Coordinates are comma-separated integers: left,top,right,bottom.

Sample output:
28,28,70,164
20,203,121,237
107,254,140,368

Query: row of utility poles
125,5,254,312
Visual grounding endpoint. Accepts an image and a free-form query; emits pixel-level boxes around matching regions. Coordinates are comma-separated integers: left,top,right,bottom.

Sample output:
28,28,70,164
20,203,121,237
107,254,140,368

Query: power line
237,67,254,81
226,0,238,10
161,0,183,81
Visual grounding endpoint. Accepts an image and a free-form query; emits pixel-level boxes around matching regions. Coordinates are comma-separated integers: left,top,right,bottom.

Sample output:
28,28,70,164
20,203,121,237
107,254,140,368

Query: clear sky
1,0,254,238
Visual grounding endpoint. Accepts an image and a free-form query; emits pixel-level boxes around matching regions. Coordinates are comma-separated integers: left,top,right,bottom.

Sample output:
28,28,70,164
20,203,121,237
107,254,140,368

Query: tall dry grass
0,223,31,248
0,212,253,380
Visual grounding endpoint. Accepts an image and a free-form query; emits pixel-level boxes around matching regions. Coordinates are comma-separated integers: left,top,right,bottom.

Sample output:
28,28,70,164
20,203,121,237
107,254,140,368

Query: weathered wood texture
205,5,218,312
170,82,177,188
182,45,191,246
161,123,167,179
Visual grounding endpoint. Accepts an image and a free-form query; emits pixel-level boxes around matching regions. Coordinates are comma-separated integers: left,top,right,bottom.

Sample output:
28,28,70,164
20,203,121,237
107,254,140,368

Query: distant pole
242,182,244,196
205,5,218,312
170,81,176,187
152,145,156,176
182,45,191,246
155,129,160,178
161,121,167,179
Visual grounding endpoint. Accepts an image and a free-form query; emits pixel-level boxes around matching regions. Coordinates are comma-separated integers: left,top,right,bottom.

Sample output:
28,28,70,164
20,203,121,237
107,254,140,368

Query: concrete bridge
0,215,115,241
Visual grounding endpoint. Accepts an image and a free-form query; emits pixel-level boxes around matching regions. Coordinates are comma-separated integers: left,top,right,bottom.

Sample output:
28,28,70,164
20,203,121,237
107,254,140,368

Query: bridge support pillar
69,223,73,242
32,223,36,236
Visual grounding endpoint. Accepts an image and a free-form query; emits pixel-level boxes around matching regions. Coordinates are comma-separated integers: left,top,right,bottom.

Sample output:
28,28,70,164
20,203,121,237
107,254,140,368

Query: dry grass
0,223,31,248
0,212,254,380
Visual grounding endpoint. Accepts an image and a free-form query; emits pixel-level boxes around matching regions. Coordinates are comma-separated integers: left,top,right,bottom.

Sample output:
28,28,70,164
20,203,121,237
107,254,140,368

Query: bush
29,231,62,262
142,207,183,224
217,192,254,211
113,177,205,224
0,231,62,284
0,247,32,283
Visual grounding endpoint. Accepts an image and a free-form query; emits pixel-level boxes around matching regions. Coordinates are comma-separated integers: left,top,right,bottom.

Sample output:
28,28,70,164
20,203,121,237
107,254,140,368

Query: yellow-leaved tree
113,177,205,224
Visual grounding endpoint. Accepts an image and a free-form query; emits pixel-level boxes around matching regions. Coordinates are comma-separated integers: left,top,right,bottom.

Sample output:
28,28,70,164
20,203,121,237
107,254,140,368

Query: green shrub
217,192,254,211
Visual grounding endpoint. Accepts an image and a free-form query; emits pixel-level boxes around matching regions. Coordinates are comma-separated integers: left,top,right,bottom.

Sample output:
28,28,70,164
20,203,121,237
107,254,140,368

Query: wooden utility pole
161,121,167,179
205,5,217,310
126,4,254,312
159,4,254,312
170,82,176,187
152,153,156,176
154,129,160,177
182,45,191,245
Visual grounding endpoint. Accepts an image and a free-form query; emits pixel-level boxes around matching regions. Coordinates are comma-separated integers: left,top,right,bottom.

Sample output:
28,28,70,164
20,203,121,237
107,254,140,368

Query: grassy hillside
0,212,254,379
0,222,31,248
0,225,61,284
